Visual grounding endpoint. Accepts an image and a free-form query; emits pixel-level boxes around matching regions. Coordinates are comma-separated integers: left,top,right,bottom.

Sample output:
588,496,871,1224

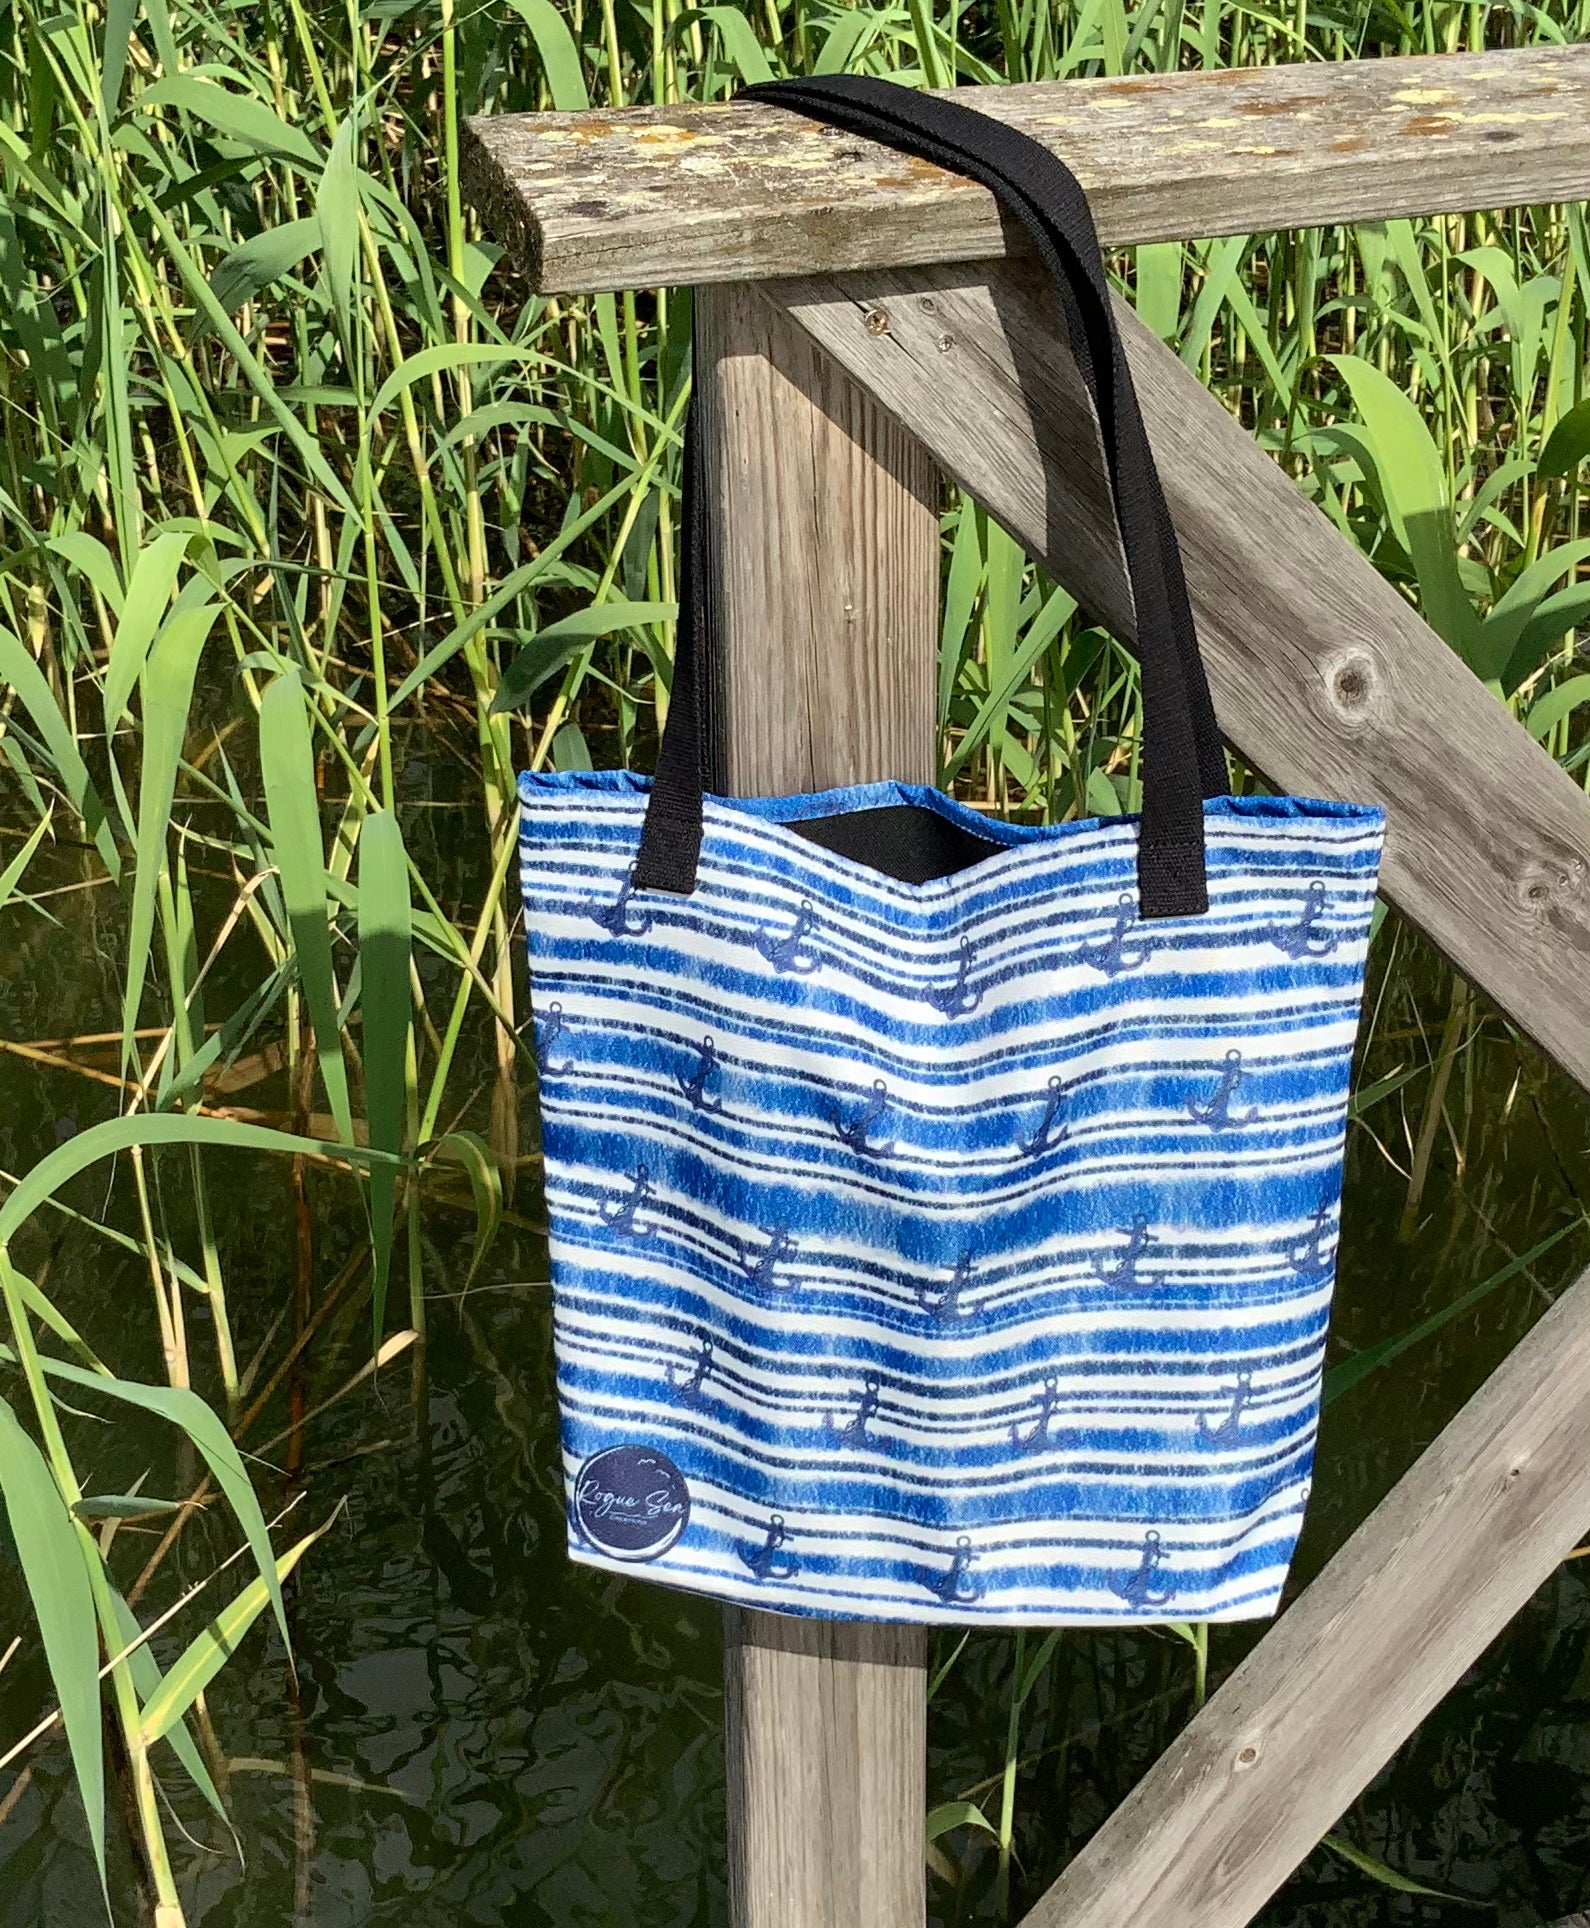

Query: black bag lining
786,803,1006,885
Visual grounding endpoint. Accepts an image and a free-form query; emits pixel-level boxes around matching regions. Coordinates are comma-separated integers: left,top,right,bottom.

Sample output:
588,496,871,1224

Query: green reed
0,0,1585,1917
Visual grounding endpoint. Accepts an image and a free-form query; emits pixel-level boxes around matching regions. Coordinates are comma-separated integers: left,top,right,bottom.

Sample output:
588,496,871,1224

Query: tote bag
517,75,1385,1625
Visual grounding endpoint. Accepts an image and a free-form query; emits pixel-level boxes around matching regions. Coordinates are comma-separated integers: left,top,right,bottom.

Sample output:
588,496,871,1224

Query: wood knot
1234,1742,1260,1770
864,307,891,338
1514,855,1583,920
1322,648,1381,728
918,295,938,314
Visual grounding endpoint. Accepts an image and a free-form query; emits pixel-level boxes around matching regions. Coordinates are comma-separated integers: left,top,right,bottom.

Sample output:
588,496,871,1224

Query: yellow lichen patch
631,127,726,150
750,151,863,172
1469,109,1570,123
1392,87,1457,104
532,125,618,146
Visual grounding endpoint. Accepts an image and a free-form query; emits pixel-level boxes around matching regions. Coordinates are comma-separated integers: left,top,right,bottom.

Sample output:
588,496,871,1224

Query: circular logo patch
573,1445,691,1563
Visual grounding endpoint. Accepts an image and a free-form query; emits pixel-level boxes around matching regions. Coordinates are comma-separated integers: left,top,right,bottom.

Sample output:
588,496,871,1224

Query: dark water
2,782,1588,1927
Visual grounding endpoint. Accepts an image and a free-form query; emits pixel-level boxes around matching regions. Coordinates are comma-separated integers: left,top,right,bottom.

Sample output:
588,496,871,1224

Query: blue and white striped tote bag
517,76,1385,1625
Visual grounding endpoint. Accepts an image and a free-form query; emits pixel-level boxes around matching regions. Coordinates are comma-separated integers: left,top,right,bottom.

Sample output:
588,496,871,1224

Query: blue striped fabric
518,769,1384,1624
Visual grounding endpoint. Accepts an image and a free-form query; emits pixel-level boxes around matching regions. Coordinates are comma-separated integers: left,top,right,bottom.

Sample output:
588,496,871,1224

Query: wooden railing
463,43,1590,1928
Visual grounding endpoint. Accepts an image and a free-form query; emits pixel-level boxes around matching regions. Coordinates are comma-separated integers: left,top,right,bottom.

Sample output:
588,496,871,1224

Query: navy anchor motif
1020,1075,1069,1157
1081,893,1152,976
1112,1529,1175,1608
739,1514,798,1582
1011,1374,1061,1453
1187,1049,1259,1131
756,899,820,974
1287,1197,1335,1282
1270,880,1336,959
925,1536,983,1605
1093,1215,1152,1289
741,1224,796,1292
835,1079,895,1158
666,1331,714,1407
916,1252,974,1322
925,937,980,1015
677,1034,725,1113
600,1163,655,1239
535,1000,573,1076
1195,1373,1252,1447
583,861,652,937
827,1372,882,1447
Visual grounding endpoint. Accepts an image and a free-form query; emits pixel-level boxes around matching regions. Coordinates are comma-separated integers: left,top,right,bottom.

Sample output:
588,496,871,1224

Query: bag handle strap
635,73,1228,918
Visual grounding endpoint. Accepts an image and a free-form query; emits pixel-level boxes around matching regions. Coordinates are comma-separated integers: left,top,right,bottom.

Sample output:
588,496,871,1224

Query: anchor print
666,1331,714,1408
583,861,652,937
916,1252,974,1322
925,1536,983,1606
1195,1372,1252,1448
1081,893,1152,977
535,1000,573,1077
835,1079,895,1159
925,937,980,1015
1111,1529,1175,1608
1270,880,1337,959
677,1034,725,1113
1093,1215,1152,1290
1011,1374,1061,1453
600,1162,656,1239
1020,1075,1070,1157
1287,1197,1335,1282
741,1224,797,1292
1187,1049,1259,1131
755,899,821,975
739,1513,798,1582
827,1372,882,1447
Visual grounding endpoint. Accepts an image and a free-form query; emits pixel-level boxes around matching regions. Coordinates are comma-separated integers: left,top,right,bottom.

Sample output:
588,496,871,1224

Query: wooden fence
463,43,1590,1928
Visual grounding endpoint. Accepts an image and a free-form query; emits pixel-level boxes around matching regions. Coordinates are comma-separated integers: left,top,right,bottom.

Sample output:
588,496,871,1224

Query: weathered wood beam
1018,1255,1590,1928
462,47,1590,294
768,259,1590,1096
702,283,935,1928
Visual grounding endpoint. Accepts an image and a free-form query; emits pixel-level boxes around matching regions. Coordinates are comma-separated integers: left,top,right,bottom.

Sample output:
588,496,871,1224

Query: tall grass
0,0,1586,1917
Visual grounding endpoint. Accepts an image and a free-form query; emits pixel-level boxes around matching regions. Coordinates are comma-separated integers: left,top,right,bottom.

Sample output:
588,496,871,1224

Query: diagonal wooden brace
1020,1250,1590,1928
769,258,1590,1095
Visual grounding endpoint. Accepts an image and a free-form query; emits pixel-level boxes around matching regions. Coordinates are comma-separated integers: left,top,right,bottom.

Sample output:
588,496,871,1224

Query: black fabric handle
635,73,1228,918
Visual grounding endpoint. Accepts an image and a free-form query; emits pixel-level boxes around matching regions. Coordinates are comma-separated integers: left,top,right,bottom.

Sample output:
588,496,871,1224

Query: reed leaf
357,810,412,1339
0,624,122,879
259,669,356,1147
120,604,218,1071
0,1397,106,1897
138,1513,335,1748
107,1587,231,1831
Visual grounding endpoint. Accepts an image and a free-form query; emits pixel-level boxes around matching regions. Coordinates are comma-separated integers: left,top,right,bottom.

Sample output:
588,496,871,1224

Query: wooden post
697,281,937,1928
